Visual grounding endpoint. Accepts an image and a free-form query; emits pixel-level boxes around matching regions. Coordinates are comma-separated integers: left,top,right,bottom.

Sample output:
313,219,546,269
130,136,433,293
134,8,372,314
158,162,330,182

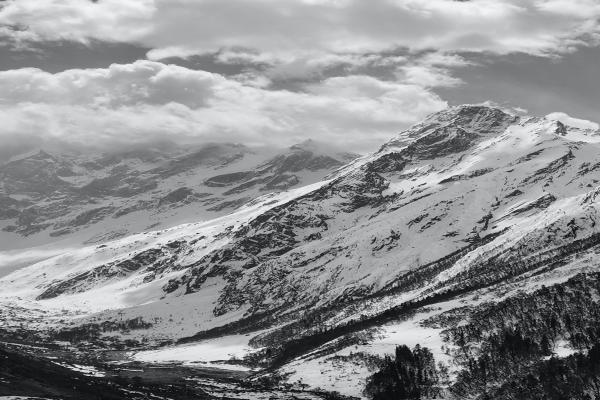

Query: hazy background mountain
0,139,358,254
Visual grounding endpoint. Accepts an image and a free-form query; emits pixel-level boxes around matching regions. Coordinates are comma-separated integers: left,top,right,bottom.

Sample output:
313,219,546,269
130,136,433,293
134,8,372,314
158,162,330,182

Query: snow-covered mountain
3,105,600,399
0,140,357,251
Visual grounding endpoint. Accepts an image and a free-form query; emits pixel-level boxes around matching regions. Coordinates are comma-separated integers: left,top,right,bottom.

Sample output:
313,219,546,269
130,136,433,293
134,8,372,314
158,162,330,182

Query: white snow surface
132,334,256,370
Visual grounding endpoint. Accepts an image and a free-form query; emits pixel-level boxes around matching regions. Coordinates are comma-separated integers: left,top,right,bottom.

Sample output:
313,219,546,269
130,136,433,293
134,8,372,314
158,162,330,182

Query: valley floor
0,338,353,400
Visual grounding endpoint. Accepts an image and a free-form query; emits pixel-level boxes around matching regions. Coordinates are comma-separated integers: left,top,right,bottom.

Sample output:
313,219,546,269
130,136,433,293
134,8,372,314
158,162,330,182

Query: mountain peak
289,139,359,159
289,139,320,152
2,149,59,166
425,104,517,126
381,104,519,155
32,149,56,160
545,111,600,131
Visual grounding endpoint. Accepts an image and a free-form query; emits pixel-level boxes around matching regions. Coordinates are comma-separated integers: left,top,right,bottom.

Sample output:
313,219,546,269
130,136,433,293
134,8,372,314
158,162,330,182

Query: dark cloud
0,39,149,72
0,40,149,72
156,53,254,76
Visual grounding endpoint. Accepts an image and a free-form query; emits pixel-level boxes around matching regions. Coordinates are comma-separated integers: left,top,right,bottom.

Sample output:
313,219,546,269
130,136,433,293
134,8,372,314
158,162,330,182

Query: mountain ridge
0,140,358,251
2,104,600,398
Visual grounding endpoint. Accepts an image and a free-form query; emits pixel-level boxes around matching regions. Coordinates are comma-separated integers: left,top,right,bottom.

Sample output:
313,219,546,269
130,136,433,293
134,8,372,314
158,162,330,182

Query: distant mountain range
0,140,358,250
3,105,600,399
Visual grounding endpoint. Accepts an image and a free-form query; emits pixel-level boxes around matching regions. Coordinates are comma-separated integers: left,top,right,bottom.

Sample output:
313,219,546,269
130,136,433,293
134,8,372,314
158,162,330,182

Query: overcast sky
0,0,599,158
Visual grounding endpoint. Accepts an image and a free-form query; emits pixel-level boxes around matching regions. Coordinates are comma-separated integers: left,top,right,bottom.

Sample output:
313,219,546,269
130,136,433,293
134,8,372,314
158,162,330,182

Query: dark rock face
407,126,479,159
367,152,408,173
383,105,518,151
37,246,181,300
0,150,72,195
260,151,344,173
555,120,568,135
263,174,300,190
205,145,359,194
71,207,116,227
158,187,194,207
154,143,249,178
450,105,517,132
204,171,255,187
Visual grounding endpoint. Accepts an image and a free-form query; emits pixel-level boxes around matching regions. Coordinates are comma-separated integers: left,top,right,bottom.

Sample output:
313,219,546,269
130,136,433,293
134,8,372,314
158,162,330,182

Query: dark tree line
365,345,441,400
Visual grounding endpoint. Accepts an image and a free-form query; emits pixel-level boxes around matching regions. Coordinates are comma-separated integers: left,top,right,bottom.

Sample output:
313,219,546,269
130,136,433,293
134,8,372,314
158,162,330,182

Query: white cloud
1,1,598,157
1,0,599,60
397,65,463,88
0,61,446,157
394,53,472,88
0,0,154,45
535,0,600,19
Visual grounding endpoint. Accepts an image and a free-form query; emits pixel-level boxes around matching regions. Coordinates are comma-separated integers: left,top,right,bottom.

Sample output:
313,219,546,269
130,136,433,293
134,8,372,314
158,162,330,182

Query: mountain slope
2,105,600,398
0,140,357,251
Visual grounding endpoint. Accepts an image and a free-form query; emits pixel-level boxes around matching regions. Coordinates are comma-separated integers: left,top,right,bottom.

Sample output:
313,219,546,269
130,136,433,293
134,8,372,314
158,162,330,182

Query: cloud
1,0,598,61
535,0,600,19
397,65,463,88
1,1,598,158
395,53,473,87
0,61,446,158
0,0,154,45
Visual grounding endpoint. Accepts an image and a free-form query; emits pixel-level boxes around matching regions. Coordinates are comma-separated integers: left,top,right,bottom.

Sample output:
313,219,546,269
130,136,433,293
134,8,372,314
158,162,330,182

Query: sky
0,0,599,159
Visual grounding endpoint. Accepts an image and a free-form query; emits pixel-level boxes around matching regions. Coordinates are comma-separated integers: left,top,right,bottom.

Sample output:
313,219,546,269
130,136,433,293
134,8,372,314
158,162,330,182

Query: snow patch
131,334,257,370
546,112,599,131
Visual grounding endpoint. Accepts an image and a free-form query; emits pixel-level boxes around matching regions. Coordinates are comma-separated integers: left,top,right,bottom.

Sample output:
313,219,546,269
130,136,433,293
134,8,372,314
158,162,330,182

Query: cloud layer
0,0,599,158
0,61,446,158
2,0,599,61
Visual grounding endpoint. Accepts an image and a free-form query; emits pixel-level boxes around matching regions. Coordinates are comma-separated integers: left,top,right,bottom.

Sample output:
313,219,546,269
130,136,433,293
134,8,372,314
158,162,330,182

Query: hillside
2,105,600,398
0,140,357,253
